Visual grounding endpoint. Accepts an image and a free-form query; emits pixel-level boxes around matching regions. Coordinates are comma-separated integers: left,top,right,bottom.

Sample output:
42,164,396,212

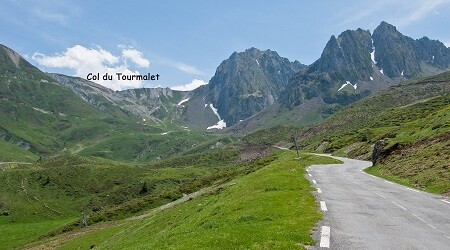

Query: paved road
307,154,450,249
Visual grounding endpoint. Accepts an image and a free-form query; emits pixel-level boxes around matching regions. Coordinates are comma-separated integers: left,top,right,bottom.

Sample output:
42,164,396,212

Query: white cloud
171,79,208,91
173,62,206,75
338,0,450,28
120,46,150,68
155,57,206,75
394,0,450,27
32,45,151,90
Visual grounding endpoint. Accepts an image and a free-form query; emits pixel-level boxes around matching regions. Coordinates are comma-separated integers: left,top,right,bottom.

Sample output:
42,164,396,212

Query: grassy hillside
33,152,340,250
0,45,217,163
0,72,215,163
296,72,450,151
294,71,450,195
0,137,277,249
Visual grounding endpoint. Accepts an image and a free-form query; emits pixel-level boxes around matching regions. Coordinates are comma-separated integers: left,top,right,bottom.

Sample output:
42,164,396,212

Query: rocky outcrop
371,139,386,166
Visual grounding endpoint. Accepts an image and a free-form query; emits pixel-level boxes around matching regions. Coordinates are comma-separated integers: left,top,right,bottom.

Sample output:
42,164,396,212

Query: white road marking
320,226,331,248
441,199,450,205
320,201,328,211
391,201,407,210
412,213,437,229
308,173,312,177
412,213,426,222
317,188,322,194
374,192,386,199
406,187,420,193
312,180,317,184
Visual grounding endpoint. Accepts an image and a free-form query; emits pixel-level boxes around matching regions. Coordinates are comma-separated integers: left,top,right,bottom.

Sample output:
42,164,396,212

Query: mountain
0,45,215,162
50,73,190,123
0,44,111,158
372,21,450,78
230,22,450,134
281,22,450,111
183,48,305,128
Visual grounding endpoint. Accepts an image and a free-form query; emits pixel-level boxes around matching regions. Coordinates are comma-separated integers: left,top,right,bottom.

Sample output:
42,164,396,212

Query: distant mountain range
232,22,450,132
1,21,450,161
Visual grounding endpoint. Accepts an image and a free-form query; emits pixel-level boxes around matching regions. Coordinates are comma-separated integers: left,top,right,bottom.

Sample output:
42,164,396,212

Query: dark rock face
373,21,450,78
372,139,386,166
279,28,375,111
206,48,305,126
308,28,373,82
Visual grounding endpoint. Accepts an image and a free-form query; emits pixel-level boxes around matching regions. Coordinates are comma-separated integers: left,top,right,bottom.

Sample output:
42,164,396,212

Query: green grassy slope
0,138,273,249
50,152,340,250
297,71,450,152
0,45,217,163
0,45,130,159
294,71,450,195
366,131,450,195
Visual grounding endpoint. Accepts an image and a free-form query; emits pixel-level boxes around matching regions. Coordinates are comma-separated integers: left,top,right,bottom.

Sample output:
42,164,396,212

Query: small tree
139,181,148,194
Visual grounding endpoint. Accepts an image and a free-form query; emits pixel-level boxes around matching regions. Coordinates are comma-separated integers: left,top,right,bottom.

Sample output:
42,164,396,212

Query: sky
1,0,450,91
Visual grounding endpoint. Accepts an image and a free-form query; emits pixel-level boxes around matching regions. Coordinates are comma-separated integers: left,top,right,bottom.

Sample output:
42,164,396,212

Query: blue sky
1,0,450,90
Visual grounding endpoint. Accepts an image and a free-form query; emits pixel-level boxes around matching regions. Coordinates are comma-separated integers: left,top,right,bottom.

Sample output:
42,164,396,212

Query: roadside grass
56,152,340,250
365,133,450,195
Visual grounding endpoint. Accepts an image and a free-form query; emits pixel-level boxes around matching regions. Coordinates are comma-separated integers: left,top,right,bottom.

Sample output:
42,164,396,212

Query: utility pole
292,135,300,157
81,212,87,227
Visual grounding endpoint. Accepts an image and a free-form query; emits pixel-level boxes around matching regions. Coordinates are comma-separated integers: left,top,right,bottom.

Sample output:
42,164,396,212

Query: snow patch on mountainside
207,103,226,129
178,98,189,106
370,39,376,66
338,81,357,91
33,107,51,114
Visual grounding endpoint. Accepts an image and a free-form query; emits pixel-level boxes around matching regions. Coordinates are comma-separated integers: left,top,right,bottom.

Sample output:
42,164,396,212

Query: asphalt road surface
307,154,450,249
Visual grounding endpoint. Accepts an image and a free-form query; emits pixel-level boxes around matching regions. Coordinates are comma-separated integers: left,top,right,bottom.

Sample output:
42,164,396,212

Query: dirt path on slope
25,181,235,250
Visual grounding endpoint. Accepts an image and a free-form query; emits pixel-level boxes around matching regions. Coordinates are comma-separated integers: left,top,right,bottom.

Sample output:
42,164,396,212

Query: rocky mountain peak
198,47,305,126
0,44,54,80
308,28,373,82
279,21,450,121
374,21,398,35
373,21,450,78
